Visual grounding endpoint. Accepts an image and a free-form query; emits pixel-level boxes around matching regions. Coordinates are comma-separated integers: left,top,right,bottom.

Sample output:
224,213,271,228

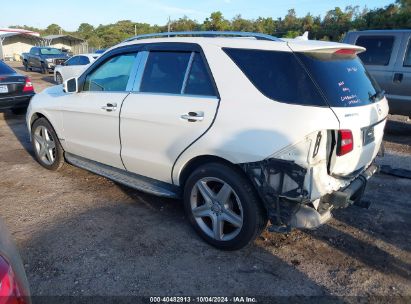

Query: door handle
393,73,403,84
101,103,117,112
181,111,204,122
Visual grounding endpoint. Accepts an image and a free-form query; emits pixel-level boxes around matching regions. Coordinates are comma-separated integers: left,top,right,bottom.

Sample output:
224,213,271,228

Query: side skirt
65,152,181,199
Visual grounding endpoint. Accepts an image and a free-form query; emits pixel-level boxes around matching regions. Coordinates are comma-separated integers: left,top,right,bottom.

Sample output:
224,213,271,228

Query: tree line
10,0,411,49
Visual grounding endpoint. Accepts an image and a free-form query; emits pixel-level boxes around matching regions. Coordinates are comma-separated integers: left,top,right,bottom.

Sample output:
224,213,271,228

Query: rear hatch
288,41,388,177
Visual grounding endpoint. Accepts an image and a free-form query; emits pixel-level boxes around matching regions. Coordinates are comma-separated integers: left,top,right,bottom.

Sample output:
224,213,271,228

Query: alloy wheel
33,125,56,166
190,177,243,241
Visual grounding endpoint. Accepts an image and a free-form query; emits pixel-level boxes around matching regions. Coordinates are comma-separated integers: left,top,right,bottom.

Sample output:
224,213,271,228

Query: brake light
334,49,357,55
0,255,27,304
337,130,354,156
22,78,33,93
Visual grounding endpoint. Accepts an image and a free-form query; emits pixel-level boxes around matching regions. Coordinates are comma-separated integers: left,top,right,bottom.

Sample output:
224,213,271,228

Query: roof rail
123,31,282,43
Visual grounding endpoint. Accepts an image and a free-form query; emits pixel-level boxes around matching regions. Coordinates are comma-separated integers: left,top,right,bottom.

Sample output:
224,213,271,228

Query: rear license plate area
362,126,375,146
0,85,8,93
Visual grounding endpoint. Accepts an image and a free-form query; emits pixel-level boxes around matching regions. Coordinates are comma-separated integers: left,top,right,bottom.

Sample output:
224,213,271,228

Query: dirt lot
1,61,410,301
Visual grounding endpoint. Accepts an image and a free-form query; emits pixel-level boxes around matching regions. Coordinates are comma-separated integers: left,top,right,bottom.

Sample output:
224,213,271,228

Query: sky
0,0,395,31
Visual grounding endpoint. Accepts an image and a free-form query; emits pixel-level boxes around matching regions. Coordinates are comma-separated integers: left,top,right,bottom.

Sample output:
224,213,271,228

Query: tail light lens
337,130,354,156
334,49,357,55
0,255,28,304
22,78,33,93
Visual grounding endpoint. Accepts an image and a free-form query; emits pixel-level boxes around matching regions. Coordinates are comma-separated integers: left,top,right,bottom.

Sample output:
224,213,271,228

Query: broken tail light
337,130,354,156
0,255,28,304
22,78,33,93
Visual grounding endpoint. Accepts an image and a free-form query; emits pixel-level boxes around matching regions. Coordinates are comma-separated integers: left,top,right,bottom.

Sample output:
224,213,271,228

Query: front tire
40,63,47,74
183,162,267,250
55,72,63,85
31,118,64,171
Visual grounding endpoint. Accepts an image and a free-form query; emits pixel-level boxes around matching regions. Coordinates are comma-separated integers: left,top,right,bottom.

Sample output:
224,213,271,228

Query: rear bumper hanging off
241,159,378,231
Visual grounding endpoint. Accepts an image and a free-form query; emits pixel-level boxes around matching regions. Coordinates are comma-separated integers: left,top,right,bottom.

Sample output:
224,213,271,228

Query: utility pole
167,16,171,36
134,24,137,36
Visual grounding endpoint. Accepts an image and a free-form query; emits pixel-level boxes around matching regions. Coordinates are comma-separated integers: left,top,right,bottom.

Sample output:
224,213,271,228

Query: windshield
40,48,63,55
296,52,382,107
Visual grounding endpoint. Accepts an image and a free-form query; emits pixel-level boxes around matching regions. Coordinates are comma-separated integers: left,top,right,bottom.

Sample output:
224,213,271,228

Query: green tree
202,11,230,31
44,24,62,35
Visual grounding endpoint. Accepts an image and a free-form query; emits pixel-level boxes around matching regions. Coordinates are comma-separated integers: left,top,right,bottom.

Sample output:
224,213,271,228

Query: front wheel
40,63,47,74
55,72,63,85
183,162,268,250
31,118,64,171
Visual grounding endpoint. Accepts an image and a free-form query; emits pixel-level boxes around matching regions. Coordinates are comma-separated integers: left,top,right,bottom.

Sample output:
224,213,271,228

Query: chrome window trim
132,51,149,92
181,52,195,94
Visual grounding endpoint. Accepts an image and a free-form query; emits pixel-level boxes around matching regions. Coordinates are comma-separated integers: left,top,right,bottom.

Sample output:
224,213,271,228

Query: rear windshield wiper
369,90,385,102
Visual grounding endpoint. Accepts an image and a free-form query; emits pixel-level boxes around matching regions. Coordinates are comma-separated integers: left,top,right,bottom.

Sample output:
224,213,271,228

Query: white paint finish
172,43,341,184
329,98,389,175
54,64,89,83
60,91,127,169
27,36,386,202
120,93,218,182
27,86,127,169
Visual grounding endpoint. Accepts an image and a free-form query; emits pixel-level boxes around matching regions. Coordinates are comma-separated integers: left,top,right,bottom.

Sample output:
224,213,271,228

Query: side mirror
64,78,78,93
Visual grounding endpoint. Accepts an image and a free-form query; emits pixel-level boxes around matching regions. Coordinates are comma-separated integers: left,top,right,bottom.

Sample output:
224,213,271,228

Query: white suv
26,32,388,250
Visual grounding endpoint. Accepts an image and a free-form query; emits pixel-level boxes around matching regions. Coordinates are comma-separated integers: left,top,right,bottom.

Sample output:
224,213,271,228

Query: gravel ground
0,61,410,302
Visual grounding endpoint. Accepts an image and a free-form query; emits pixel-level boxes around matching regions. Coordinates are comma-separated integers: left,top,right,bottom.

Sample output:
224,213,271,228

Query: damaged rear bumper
291,163,378,229
241,159,378,231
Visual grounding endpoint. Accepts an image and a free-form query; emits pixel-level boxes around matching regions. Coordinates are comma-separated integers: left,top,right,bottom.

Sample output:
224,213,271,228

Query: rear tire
183,162,268,250
31,118,64,171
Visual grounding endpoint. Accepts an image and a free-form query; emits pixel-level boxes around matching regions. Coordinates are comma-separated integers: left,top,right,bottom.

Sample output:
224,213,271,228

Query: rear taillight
0,255,27,304
337,130,354,156
22,78,33,93
334,49,357,55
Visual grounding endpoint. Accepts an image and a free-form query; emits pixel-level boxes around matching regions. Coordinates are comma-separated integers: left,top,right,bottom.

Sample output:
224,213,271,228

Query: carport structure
0,33,43,61
42,34,89,55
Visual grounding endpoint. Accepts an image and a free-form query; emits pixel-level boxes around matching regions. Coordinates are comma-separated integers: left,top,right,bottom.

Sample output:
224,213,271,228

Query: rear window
296,52,382,107
355,36,394,66
224,48,326,106
0,61,15,75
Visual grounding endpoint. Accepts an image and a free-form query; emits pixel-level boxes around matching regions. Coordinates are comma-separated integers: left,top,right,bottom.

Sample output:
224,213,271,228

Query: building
0,32,43,61
43,35,88,55
0,29,88,61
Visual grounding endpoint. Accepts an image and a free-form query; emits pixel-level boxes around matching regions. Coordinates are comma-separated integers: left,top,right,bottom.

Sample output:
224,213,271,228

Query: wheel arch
178,155,249,187
29,112,62,142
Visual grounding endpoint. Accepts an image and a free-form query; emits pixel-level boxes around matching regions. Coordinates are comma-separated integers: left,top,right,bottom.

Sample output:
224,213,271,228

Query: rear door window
355,36,394,66
140,51,191,94
224,48,326,106
184,53,215,96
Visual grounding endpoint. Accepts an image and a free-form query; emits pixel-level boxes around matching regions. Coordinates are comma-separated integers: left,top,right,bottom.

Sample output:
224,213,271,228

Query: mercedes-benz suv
26,32,388,250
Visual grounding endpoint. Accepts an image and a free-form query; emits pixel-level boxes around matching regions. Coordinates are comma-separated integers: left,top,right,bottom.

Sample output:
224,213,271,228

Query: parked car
26,31,388,250
94,49,107,54
0,218,31,304
54,53,100,84
0,60,34,114
343,29,411,117
22,47,70,74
